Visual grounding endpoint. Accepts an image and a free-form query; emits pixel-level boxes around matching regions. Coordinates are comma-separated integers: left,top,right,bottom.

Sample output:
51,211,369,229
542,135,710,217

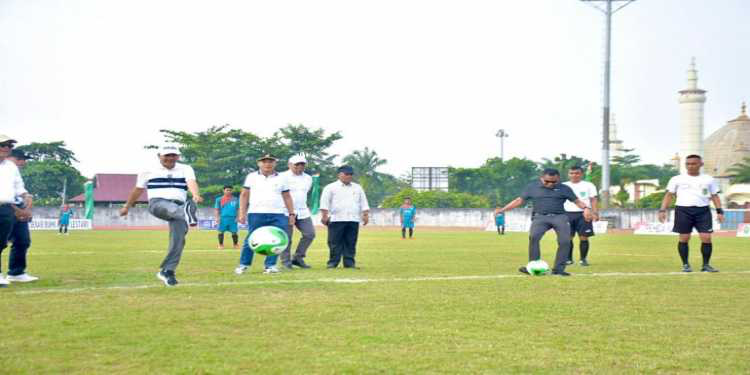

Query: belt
534,213,564,217
152,198,185,205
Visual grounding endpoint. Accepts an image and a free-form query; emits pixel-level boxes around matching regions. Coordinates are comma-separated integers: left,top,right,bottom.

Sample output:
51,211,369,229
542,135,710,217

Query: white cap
289,154,307,164
158,144,181,155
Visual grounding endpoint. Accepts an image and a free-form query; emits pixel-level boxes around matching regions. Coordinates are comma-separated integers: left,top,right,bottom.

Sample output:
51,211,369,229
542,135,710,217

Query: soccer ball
527,260,550,276
248,226,289,256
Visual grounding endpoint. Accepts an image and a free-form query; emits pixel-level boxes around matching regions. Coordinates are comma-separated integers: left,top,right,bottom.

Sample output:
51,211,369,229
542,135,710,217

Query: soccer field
2,228,749,374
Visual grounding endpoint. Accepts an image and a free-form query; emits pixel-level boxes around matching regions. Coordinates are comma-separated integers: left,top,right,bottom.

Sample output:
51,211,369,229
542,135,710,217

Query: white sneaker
263,266,280,274
0,274,10,287
6,273,39,283
234,265,248,275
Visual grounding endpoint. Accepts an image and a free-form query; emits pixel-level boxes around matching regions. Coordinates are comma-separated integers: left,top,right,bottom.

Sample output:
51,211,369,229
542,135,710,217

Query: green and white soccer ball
527,260,550,276
249,226,289,256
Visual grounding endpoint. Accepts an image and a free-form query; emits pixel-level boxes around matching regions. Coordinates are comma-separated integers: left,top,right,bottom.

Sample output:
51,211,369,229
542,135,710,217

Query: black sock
701,243,712,265
401,228,406,238
59,227,63,234
501,226,505,235
218,233,225,246
569,241,574,261
580,240,590,260
232,233,239,245
409,228,413,238
678,242,689,265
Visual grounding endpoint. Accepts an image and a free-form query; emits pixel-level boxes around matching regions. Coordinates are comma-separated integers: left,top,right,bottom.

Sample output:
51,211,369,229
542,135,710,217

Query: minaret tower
678,57,707,174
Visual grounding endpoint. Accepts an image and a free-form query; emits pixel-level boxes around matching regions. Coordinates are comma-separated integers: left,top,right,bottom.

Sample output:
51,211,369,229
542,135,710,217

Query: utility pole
580,0,636,208
496,129,509,161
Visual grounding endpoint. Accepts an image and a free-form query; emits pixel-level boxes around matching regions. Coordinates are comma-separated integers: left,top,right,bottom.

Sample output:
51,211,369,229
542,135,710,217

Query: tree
341,147,405,207
450,157,539,206
614,187,630,207
342,147,387,178
381,188,490,209
540,153,591,175
16,142,86,205
727,156,750,184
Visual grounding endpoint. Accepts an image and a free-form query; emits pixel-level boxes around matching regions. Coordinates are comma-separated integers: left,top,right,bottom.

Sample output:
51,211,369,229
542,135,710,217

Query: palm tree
727,156,750,183
342,147,387,177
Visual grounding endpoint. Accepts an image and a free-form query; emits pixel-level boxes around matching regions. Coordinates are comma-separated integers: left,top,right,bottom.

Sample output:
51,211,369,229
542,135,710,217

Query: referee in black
496,168,592,276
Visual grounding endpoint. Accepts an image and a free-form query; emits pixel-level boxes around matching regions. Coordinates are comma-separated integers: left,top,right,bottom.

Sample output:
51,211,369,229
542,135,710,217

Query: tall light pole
581,0,636,208
496,129,509,161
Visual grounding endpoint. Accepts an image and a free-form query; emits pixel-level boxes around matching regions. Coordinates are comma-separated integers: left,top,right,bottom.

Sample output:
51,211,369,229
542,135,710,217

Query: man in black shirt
496,168,592,276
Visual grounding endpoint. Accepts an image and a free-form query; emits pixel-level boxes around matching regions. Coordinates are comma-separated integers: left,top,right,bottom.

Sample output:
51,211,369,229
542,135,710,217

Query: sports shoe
579,259,590,267
518,266,530,275
217,244,225,250
564,260,574,266
701,264,719,273
0,274,9,288
184,200,198,227
234,265,248,275
682,264,693,273
6,273,39,283
292,258,311,269
264,266,280,274
281,263,294,271
551,269,571,276
233,244,240,250
156,270,178,286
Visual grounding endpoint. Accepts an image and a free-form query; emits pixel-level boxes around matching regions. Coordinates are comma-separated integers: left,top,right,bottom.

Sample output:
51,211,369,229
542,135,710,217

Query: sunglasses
0,142,15,149
542,179,557,185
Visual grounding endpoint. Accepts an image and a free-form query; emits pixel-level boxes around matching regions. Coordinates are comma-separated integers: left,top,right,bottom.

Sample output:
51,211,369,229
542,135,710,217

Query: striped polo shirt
136,162,196,202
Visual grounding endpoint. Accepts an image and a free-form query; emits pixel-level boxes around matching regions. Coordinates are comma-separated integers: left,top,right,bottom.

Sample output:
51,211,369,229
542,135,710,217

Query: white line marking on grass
11,271,750,296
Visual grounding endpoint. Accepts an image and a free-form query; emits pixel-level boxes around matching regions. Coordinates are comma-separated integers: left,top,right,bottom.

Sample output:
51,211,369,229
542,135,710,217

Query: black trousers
327,221,359,267
0,205,15,273
8,219,31,276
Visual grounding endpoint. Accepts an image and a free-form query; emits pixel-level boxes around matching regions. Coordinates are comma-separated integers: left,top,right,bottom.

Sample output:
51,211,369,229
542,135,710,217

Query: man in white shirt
6,149,38,283
279,154,316,270
120,145,203,286
563,165,599,266
0,135,32,287
320,165,370,269
235,154,296,275
659,154,724,273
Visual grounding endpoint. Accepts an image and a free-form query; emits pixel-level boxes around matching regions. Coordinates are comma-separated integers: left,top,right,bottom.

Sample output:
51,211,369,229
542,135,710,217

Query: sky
1,0,748,178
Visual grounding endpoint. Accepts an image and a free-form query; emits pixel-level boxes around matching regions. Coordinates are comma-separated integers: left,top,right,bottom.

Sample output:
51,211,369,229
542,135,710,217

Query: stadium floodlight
496,129,509,161
580,0,636,208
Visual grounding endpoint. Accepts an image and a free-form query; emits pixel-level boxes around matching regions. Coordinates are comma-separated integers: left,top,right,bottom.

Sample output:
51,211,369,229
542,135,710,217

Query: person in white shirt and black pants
659,155,724,273
121,145,202,286
563,166,599,266
279,154,316,270
0,135,33,287
320,165,370,269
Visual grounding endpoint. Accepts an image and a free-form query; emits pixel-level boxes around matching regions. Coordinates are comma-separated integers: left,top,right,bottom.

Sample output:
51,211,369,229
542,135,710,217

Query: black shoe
551,269,571,276
518,267,530,275
344,265,360,270
682,263,693,273
579,259,590,267
157,270,178,286
292,258,311,269
281,263,294,271
326,264,337,269
184,200,198,227
564,260,574,266
701,264,719,273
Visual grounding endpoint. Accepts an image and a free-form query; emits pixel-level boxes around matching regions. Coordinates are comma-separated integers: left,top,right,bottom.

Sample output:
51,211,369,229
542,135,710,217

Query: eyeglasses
0,142,14,149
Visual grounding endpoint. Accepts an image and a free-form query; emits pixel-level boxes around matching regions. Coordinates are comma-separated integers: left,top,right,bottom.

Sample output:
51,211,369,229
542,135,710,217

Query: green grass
2,228,749,374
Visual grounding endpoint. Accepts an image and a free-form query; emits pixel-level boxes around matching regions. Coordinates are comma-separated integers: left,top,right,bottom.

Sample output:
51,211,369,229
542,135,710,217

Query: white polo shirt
280,170,312,219
243,171,291,214
563,180,598,212
136,162,196,202
666,174,719,207
320,180,370,223
0,159,27,204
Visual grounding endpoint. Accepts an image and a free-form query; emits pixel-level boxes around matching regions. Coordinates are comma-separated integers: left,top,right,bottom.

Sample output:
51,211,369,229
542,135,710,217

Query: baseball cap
337,165,354,175
10,149,31,160
289,154,307,164
158,144,181,155
0,134,17,144
257,153,278,161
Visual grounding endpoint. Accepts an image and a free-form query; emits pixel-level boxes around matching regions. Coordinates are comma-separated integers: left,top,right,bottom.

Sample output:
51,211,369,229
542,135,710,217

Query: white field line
10,270,750,296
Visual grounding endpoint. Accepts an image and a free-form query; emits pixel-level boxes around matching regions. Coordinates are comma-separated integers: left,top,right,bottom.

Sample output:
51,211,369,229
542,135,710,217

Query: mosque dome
703,102,750,177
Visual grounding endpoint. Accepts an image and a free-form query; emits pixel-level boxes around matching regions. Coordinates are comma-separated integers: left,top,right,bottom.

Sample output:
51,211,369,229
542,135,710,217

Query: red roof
69,174,148,203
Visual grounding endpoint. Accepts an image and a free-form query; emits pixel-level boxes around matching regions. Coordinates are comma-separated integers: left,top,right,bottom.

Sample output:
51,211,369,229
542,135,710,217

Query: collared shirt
520,180,578,215
243,171,291,214
136,162,196,202
0,159,27,204
280,170,313,219
563,180,598,212
214,195,239,218
666,174,720,207
320,180,370,223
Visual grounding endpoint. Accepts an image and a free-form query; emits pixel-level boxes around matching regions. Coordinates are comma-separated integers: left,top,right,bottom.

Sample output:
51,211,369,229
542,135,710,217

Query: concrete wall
31,206,668,230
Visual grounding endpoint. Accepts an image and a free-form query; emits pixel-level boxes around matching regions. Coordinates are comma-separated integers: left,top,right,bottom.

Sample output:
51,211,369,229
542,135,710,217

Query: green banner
310,174,321,215
84,180,94,220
